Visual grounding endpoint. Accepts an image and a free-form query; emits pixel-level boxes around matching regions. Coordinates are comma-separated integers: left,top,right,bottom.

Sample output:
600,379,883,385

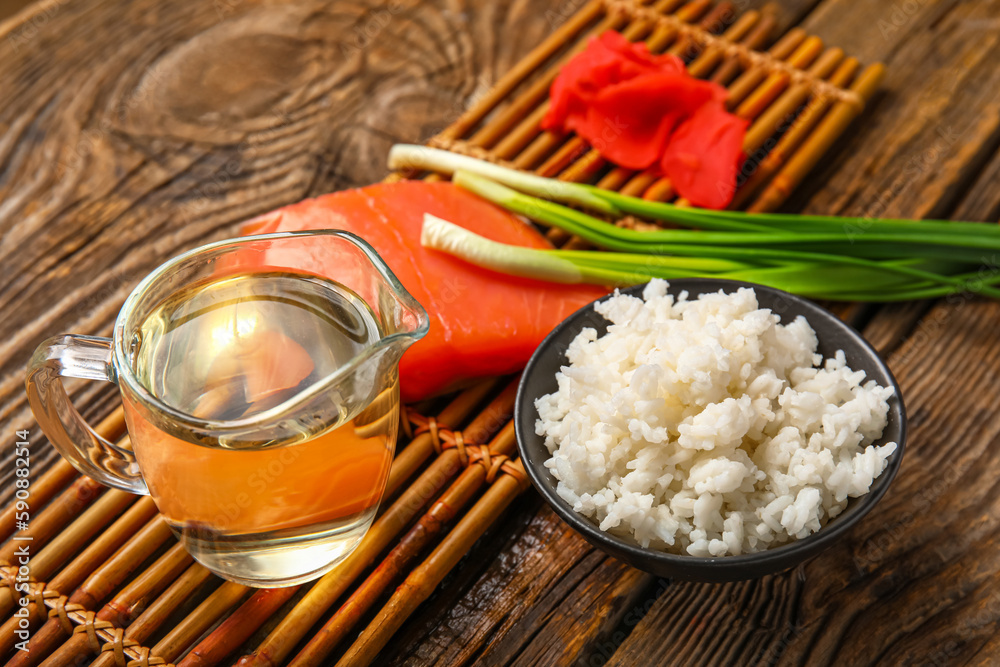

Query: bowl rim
515,278,907,572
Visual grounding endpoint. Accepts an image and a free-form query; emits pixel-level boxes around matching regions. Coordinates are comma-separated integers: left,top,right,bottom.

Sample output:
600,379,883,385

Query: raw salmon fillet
241,181,608,401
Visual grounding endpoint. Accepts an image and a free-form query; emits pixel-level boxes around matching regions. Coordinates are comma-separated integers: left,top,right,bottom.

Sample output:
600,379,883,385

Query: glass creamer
25,231,428,586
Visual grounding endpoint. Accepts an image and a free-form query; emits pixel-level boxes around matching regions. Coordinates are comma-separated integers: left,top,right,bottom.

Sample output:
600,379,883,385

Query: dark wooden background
2,0,1000,664
0,1,32,21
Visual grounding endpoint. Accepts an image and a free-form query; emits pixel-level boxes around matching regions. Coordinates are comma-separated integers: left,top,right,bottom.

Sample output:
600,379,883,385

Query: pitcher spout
335,229,430,359
107,229,428,450
225,228,429,356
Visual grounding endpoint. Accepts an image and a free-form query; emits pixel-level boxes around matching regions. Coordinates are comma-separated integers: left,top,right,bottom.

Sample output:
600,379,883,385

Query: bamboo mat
0,1,882,665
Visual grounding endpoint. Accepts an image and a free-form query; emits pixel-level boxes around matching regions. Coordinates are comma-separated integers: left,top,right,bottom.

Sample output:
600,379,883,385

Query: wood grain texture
0,0,569,498
377,498,654,666
0,0,33,22
2,0,1000,665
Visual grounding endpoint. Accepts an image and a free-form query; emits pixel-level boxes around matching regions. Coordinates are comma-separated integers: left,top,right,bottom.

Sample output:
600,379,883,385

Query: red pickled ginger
542,31,749,209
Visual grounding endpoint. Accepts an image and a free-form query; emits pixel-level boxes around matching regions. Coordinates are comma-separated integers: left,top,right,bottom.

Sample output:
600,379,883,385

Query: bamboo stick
0,476,105,567
506,0,709,169
0,497,158,657
440,0,605,142
0,408,124,544
65,516,172,610
176,586,296,667
7,515,172,666
734,38,826,118
748,62,884,212
473,0,672,151
743,46,845,149
151,581,249,662
664,0,735,59
0,486,136,616
452,379,517,444
234,380,519,667
46,496,158,596
0,594,46,659
386,378,499,497
731,56,861,209
37,543,191,667
709,11,779,84
28,490,136,583
290,422,518,667
724,28,810,108
331,460,530,667
0,460,75,546
121,564,212,637
88,563,215,667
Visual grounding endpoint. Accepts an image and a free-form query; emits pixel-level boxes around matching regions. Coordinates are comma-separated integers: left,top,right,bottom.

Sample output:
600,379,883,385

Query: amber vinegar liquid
121,270,397,586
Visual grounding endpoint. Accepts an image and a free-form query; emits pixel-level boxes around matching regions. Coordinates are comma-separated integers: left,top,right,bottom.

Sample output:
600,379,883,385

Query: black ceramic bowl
515,279,905,582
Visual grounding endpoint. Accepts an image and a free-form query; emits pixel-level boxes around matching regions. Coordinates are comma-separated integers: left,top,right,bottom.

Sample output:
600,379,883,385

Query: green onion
451,171,1000,299
397,145,1000,302
422,217,1000,300
421,215,746,285
454,172,1000,258
587,186,1000,242
389,144,621,216
421,214,584,283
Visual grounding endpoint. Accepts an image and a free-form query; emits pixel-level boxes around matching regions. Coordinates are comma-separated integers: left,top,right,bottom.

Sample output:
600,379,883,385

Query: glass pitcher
25,231,429,587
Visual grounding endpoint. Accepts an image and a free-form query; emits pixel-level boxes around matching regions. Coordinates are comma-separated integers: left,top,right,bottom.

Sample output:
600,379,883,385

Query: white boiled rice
535,280,897,557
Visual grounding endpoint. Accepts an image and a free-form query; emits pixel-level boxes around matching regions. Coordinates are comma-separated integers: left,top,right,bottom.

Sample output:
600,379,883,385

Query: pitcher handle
25,335,148,495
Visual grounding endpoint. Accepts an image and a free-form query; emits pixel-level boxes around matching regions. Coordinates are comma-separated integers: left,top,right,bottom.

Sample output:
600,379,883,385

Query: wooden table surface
3,0,1000,665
